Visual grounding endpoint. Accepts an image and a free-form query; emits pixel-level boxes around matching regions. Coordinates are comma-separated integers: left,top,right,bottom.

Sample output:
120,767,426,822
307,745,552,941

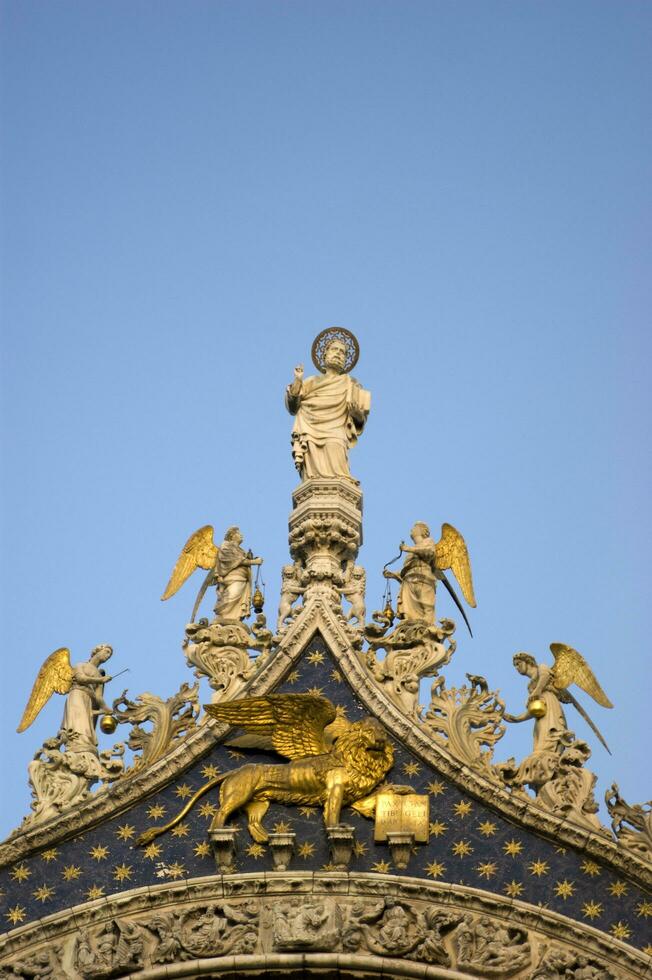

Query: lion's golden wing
17,648,73,732
434,522,477,607
205,693,337,759
161,525,218,601
550,643,613,708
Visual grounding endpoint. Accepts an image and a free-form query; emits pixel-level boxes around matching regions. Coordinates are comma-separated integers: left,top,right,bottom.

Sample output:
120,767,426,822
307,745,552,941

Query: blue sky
1,1,650,838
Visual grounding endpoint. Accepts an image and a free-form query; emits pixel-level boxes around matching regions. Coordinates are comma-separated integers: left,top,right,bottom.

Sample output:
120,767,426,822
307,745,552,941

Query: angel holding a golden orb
18,644,116,749
503,644,613,790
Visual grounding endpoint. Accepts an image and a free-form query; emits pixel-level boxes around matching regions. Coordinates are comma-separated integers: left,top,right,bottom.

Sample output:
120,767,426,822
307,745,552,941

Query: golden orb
383,602,395,625
100,714,117,734
252,587,264,614
527,698,547,719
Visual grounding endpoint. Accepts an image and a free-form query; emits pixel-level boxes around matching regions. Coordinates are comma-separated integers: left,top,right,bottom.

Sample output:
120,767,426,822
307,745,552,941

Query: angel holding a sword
382,521,476,634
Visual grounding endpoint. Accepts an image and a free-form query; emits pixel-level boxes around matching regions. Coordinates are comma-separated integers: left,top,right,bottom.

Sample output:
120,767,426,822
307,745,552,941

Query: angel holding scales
162,524,262,624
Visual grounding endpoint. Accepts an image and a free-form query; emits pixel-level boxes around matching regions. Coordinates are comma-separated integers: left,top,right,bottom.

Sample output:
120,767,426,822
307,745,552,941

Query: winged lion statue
138,693,395,845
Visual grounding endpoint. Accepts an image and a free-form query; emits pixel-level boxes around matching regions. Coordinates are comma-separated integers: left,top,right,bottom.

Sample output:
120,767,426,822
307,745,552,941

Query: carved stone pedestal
268,831,296,871
289,480,362,595
387,831,414,870
209,827,239,872
326,823,355,870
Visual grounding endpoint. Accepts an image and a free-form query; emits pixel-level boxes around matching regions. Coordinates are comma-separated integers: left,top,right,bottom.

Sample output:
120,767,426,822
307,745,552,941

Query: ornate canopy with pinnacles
1,329,650,980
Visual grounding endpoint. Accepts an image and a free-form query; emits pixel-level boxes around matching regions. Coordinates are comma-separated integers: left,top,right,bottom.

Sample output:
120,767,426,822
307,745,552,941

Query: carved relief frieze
0,874,643,980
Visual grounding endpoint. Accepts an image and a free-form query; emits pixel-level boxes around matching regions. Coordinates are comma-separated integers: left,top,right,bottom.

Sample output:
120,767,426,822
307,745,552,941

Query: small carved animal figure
340,563,366,624
138,694,393,844
277,563,304,631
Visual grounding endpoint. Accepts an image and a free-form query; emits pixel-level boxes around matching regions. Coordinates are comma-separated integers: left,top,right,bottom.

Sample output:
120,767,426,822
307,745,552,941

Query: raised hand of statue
294,364,304,382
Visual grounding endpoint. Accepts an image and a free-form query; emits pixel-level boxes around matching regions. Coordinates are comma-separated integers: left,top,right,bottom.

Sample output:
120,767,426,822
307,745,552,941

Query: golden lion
138,693,394,845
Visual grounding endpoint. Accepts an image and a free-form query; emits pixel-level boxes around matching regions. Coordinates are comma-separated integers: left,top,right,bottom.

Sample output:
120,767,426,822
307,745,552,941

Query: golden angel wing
17,648,74,732
550,643,613,708
434,522,477,607
205,693,337,759
161,525,218,601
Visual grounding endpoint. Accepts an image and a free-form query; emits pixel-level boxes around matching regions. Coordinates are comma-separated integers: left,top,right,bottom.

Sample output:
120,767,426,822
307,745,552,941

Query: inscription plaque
374,792,429,843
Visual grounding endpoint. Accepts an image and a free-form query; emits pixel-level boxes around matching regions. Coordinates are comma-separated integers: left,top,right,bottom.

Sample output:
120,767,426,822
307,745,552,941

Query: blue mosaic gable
1,634,650,954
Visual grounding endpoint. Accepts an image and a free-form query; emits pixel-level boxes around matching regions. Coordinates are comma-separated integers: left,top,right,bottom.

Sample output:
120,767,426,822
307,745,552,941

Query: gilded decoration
2,332,651,973
136,692,397,845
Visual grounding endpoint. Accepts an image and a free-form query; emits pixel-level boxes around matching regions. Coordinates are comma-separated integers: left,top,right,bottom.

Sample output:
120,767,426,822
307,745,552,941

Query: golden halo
311,327,360,373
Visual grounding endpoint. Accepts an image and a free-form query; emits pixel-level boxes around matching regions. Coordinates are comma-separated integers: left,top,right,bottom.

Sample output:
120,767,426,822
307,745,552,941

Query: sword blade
191,568,214,623
437,569,473,637
565,689,611,754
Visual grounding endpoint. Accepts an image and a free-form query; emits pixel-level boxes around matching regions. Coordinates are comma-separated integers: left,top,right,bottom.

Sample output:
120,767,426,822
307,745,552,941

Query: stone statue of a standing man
285,328,370,482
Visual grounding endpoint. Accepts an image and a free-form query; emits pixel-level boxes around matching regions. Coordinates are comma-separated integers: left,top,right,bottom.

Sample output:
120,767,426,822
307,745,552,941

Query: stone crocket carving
424,673,506,771
110,682,199,771
137,693,393,844
605,782,652,857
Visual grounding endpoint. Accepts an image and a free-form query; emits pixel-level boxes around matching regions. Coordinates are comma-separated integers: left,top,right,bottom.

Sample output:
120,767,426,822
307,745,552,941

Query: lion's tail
136,774,226,846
